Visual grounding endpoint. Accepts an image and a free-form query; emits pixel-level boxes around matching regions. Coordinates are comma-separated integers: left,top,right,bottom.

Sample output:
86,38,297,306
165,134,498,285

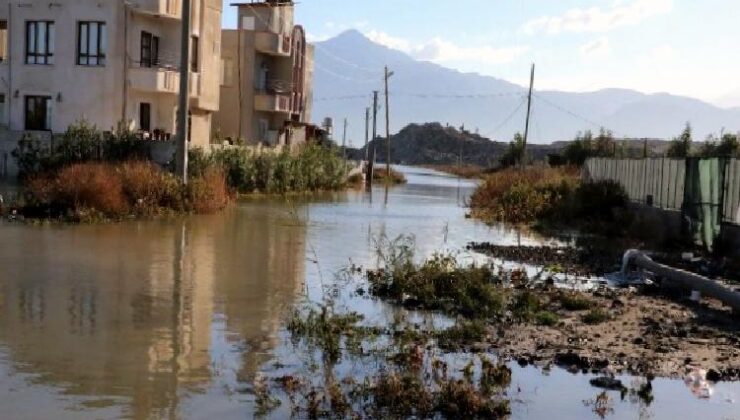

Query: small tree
667,122,692,158
716,133,739,157
499,132,525,168
562,130,593,166
593,128,616,157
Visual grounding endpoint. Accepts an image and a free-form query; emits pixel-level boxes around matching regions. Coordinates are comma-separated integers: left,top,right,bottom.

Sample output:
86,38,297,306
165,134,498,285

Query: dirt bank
487,288,740,381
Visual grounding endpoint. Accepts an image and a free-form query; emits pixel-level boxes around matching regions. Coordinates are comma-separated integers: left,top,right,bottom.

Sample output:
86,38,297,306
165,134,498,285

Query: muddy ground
484,288,740,381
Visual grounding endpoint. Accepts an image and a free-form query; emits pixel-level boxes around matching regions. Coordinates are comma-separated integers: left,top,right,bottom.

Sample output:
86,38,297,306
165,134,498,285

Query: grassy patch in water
436,320,488,351
368,253,507,319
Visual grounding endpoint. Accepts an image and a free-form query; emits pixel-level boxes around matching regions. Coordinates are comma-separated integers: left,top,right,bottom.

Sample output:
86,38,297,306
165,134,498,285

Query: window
0,20,7,63
140,31,159,67
26,21,54,65
139,103,151,132
25,96,52,131
190,36,199,72
78,22,106,66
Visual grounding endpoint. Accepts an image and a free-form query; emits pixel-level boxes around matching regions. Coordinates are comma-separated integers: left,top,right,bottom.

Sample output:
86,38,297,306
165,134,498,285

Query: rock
706,369,722,382
590,376,625,390
633,337,645,345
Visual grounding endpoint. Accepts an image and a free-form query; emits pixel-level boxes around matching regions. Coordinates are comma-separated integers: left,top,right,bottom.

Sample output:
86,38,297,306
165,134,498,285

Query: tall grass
191,144,350,194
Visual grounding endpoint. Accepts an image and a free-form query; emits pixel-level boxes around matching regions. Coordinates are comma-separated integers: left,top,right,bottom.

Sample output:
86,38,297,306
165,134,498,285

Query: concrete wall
0,0,221,146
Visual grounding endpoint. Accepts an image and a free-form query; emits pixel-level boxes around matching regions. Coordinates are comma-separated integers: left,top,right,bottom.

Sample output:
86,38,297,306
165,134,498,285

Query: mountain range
311,30,740,145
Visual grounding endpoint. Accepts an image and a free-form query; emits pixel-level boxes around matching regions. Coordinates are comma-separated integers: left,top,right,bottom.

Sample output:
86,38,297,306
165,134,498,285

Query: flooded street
0,167,737,419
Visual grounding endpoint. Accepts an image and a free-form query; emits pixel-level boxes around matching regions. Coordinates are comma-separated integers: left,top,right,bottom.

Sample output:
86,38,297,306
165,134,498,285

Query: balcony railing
129,67,179,94
255,32,292,57
255,93,291,114
257,79,293,95
131,0,181,19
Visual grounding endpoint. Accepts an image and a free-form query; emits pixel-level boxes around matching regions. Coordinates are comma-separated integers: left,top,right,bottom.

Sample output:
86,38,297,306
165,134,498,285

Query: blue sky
223,0,740,107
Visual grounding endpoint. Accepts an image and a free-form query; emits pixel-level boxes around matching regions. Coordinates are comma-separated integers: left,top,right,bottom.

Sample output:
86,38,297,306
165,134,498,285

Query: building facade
214,0,314,148
0,0,222,149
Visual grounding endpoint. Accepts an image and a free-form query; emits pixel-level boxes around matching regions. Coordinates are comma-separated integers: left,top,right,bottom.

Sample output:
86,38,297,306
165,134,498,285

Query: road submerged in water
0,167,737,419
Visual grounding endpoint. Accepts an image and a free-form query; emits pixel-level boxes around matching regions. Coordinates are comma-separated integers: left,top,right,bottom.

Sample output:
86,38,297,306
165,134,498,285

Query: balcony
131,0,181,19
129,65,203,99
255,32,292,57
255,94,291,114
129,67,179,94
189,72,200,97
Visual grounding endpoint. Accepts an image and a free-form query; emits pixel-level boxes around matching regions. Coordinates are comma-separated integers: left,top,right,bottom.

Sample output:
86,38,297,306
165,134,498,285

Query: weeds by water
191,144,350,195
371,167,407,185
21,161,229,221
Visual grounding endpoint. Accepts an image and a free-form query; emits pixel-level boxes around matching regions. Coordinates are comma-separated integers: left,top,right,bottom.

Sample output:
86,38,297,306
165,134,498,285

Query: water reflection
0,207,306,418
1,167,736,419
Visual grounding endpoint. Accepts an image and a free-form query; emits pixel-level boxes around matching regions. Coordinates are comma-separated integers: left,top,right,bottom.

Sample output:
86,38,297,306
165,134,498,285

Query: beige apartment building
0,0,222,149
214,0,314,147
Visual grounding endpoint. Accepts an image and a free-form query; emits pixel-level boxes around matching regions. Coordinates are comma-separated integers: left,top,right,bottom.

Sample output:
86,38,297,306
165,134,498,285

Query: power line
480,94,528,140
533,93,628,138
313,93,373,102
391,91,524,99
313,44,383,74
314,62,382,84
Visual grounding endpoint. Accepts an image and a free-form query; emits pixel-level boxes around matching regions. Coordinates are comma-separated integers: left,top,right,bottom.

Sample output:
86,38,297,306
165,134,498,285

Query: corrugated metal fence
724,159,740,224
584,157,740,225
584,158,686,210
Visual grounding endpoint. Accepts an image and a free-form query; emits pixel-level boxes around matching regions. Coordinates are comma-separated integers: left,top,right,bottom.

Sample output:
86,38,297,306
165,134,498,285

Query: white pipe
622,250,740,311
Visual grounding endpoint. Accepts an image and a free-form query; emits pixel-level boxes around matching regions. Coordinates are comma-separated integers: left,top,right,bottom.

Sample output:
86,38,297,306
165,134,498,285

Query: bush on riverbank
22,161,229,221
469,166,629,227
190,144,350,194
470,166,580,224
12,121,149,178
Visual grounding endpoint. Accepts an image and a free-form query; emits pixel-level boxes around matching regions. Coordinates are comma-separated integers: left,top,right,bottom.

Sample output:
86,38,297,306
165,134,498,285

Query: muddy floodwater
0,167,738,419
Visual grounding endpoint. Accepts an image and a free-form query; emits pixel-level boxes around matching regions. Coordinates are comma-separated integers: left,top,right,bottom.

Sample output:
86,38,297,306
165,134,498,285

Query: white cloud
522,0,673,35
365,30,412,52
365,31,527,65
580,37,611,57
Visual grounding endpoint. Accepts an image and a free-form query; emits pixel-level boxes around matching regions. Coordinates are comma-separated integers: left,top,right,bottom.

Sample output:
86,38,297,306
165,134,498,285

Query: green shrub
535,311,559,326
208,144,350,194
12,121,149,178
582,308,611,325
559,292,594,311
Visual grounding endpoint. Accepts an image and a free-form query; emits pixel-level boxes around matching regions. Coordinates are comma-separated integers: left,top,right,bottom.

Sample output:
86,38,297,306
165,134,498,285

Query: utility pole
384,66,394,175
372,91,379,141
175,0,192,183
370,91,379,184
342,118,347,157
522,63,535,167
364,107,370,162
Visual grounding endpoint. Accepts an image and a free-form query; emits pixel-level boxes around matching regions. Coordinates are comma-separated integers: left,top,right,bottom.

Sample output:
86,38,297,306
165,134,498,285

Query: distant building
0,0,223,148
214,0,314,148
